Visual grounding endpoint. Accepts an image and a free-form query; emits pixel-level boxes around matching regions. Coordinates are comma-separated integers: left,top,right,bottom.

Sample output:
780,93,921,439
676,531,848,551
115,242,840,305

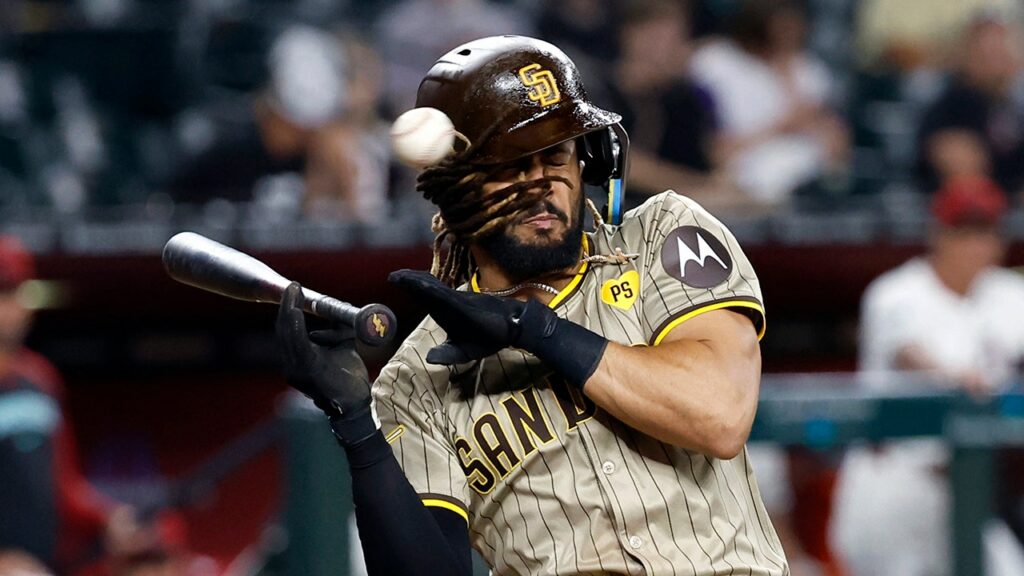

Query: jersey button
602,461,616,474
628,535,643,549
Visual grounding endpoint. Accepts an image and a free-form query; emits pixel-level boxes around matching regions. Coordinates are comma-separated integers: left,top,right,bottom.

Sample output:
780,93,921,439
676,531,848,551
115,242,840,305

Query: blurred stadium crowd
1,0,1023,251
2,0,1024,576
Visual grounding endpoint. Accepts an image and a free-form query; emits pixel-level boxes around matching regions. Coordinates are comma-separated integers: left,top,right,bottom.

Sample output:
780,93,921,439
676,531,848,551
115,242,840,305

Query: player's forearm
584,338,760,459
343,430,473,576
515,301,760,457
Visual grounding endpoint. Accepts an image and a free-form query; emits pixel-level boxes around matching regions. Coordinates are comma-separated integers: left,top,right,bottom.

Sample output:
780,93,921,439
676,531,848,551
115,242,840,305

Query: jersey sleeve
634,192,765,345
372,343,470,522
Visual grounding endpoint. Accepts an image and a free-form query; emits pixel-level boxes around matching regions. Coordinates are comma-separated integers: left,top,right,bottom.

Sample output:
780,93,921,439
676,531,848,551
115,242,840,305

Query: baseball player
277,35,787,575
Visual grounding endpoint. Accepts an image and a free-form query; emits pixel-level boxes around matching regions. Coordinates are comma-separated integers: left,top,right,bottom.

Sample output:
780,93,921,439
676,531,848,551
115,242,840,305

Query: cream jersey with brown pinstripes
372,192,788,575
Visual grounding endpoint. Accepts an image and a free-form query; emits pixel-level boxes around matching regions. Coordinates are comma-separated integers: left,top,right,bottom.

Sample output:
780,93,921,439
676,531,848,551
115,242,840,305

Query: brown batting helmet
417,36,617,162
416,35,629,221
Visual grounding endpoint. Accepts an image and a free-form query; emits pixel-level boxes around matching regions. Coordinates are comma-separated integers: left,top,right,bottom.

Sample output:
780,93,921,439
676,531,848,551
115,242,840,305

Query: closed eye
543,151,571,166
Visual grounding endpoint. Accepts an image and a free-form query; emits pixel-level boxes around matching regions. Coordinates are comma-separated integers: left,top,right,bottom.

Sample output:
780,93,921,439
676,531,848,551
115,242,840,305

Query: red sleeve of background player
18,351,112,545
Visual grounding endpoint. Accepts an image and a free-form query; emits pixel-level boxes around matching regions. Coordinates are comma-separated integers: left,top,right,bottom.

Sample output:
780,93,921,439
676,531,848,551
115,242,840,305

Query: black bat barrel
162,232,396,347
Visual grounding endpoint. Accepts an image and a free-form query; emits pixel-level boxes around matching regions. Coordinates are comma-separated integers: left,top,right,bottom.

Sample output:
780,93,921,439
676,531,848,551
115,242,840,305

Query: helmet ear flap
578,124,630,226
579,128,615,185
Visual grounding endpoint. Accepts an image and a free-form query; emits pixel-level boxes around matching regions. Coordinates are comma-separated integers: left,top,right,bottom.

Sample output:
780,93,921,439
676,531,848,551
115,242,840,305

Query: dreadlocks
418,121,614,287
416,121,556,287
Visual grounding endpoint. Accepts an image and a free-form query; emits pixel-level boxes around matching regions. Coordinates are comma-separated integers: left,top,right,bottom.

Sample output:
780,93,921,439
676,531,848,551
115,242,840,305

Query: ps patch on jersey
660,226,732,288
600,270,639,310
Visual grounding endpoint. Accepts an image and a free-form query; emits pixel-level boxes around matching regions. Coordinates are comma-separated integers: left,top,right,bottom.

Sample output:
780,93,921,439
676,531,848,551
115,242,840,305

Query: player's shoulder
615,191,733,238
374,314,449,394
594,190,753,282
379,315,441,372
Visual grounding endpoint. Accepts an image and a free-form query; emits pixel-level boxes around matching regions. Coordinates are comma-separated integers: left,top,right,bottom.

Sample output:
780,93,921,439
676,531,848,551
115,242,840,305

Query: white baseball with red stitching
390,107,456,168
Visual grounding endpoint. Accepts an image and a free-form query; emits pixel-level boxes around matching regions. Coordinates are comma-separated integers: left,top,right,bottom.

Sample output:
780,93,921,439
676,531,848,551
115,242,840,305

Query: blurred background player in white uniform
832,175,1024,576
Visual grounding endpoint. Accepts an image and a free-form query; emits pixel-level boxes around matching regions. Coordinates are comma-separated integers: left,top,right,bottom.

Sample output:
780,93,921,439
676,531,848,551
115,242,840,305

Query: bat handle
311,296,397,347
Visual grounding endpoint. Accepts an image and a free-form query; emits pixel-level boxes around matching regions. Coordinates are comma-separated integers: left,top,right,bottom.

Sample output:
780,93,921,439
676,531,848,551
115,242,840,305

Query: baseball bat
162,232,396,347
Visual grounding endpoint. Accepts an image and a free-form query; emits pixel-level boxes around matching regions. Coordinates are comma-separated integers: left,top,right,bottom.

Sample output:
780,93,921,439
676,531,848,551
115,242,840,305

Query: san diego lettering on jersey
453,376,595,495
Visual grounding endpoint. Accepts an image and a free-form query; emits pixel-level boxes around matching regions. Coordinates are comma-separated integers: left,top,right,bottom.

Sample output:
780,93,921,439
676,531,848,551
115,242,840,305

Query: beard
478,193,585,283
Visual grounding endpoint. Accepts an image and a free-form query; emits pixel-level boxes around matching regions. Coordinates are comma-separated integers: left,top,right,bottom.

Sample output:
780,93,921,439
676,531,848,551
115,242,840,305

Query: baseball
390,107,456,168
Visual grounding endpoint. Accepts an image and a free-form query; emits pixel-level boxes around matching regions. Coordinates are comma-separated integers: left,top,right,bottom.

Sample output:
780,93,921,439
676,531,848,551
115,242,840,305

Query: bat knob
355,304,397,347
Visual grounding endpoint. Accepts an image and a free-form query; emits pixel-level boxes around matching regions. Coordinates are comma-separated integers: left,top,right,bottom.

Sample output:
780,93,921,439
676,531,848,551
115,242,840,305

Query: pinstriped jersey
372,192,787,575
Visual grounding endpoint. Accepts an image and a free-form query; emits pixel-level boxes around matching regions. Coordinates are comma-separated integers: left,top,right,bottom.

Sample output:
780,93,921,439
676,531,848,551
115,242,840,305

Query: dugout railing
280,376,1024,576
752,374,1024,576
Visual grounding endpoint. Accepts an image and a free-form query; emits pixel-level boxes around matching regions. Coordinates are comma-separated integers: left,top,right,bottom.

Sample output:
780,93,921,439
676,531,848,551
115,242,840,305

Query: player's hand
388,269,540,364
391,269,608,388
276,282,373,436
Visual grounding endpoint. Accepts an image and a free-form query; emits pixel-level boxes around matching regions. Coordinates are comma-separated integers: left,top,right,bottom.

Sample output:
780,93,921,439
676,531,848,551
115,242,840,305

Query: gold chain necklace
477,247,640,298
479,282,560,297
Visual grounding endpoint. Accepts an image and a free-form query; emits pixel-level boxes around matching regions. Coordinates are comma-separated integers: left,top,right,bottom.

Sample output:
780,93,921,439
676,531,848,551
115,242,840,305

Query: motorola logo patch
660,226,732,288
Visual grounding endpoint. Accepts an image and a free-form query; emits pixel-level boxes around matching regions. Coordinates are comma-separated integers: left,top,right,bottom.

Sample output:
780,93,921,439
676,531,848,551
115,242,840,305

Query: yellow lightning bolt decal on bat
372,313,387,337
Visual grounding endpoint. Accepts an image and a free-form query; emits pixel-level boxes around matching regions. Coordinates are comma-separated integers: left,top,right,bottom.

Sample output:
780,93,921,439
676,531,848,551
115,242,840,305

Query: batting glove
389,269,607,389
276,282,377,445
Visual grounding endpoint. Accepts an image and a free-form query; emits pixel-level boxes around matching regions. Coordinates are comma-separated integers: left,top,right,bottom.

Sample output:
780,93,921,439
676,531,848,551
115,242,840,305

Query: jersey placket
575,411,657,575
558,260,653,573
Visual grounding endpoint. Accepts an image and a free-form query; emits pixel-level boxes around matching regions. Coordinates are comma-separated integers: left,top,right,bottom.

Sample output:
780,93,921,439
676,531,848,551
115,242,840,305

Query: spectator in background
690,0,849,207
857,0,1021,72
0,237,151,575
602,0,749,212
169,26,389,224
302,34,390,223
833,177,1024,576
375,0,534,115
917,15,1024,196
375,0,534,231
536,0,620,69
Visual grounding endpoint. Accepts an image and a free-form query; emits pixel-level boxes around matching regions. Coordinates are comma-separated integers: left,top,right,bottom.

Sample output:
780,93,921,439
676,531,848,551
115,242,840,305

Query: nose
520,154,547,182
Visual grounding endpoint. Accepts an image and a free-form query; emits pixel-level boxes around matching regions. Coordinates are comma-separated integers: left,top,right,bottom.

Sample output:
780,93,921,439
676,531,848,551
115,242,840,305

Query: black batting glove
389,269,608,389
276,282,377,446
